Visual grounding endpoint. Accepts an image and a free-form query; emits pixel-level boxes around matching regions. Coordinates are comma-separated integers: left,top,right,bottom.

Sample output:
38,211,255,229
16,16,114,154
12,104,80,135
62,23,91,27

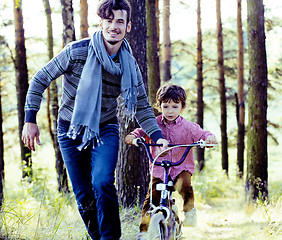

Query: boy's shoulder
177,116,202,130
177,115,191,125
156,114,163,124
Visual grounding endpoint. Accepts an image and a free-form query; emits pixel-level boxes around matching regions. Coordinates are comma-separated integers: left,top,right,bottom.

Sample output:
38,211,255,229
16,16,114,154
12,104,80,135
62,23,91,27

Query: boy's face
100,9,131,47
161,100,183,122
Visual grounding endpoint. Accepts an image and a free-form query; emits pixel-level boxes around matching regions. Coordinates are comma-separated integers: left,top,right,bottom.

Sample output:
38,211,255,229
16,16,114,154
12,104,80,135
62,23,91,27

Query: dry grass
1,133,281,239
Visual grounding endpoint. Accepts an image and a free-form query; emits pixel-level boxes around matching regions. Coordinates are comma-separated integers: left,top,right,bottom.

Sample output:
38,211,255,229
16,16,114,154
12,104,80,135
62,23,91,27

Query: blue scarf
67,30,138,150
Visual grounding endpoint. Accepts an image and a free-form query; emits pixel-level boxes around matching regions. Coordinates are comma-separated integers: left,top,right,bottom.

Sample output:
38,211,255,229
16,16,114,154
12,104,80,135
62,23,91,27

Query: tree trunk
155,0,160,51
216,0,228,175
61,0,76,45
162,0,171,82
116,0,149,208
43,0,54,142
196,0,205,172
80,0,88,39
146,0,161,105
236,0,245,179
61,0,76,191
246,0,268,201
0,82,4,209
43,0,69,193
13,0,33,181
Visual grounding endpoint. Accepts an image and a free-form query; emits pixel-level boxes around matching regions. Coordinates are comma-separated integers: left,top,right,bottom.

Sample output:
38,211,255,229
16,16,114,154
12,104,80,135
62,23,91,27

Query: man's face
100,9,131,46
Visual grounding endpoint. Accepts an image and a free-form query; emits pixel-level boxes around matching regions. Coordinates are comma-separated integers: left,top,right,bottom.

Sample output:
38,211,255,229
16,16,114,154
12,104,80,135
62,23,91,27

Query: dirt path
121,199,280,240
180,203,276,240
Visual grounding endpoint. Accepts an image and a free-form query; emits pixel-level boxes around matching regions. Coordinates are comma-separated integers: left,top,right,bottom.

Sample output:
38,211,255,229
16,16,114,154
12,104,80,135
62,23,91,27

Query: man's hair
156,84,187,109
97,0,131,24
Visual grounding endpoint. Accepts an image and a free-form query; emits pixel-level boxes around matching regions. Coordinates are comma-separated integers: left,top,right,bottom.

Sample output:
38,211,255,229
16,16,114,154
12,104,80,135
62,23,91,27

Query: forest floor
120,191,282,240
1,137,281,240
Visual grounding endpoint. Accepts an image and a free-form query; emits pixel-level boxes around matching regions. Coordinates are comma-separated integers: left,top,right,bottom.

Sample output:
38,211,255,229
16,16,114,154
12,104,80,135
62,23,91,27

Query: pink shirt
131,115,215,180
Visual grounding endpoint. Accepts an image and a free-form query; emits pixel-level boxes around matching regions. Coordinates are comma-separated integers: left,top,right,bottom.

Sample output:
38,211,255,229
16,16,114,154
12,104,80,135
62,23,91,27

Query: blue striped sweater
25,38,163,143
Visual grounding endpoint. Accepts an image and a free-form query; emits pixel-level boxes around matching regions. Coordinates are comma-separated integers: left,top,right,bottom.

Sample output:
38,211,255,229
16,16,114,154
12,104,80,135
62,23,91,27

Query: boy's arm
125,128,146,145
190,122,217,146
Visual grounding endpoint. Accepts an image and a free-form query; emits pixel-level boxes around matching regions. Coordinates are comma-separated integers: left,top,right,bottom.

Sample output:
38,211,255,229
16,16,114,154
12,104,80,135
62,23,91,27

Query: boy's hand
125,134,136,145
206,135,217,148
155,138,169,156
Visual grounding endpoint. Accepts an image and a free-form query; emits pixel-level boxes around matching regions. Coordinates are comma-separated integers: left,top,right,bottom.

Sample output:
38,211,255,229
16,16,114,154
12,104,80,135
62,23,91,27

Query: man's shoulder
66,38,90,61
68,38,90,50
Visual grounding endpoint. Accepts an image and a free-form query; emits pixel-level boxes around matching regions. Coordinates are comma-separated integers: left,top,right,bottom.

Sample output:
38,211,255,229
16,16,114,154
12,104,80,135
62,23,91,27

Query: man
22,0,168,239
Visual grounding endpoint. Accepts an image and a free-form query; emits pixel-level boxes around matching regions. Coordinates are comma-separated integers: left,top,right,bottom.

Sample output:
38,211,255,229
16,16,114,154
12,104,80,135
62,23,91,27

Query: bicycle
132,137,217,240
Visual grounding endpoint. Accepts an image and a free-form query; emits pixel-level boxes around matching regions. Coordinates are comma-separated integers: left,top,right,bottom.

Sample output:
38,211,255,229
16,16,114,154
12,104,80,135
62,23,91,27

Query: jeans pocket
57,125,68,139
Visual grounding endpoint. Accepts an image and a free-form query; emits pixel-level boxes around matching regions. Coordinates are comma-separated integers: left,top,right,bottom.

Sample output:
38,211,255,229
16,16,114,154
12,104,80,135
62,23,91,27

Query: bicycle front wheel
147,212,166,240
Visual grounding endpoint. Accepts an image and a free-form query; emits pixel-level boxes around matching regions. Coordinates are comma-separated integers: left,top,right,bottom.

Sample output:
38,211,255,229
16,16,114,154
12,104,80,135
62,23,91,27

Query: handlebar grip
132,138,139,147
132,137,146,147
197,139,218,148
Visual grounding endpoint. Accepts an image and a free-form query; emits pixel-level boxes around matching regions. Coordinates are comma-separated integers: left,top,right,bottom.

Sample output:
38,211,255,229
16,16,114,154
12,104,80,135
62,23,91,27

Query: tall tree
116,0,149,207
246,0,268,201
61,0,76,45
236,0,245,178
155,0,160,50
59,0,75,191
0,76,4,209
80,0,89,38
146,0,161,105
162,0,171,82
44,0,55,147
216,0,228,175
13,0,32,181
196,0,205,172
43,0,69,193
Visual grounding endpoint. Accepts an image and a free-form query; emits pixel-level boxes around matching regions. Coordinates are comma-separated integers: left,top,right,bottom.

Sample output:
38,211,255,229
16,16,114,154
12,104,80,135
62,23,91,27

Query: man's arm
134,66,163,143
23,43,77,150
24,45,72,123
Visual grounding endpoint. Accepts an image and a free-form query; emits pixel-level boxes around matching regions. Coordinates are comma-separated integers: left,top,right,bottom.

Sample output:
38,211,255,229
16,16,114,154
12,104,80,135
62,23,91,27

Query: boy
126,84,217,239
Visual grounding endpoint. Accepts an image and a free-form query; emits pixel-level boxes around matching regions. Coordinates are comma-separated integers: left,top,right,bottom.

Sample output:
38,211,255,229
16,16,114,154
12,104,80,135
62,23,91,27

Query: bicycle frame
133,137,217,239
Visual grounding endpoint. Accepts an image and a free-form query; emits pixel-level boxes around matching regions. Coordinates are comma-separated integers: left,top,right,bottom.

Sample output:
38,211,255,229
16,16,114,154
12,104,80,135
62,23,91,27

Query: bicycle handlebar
132,138,217,148
132,137,217,167
132,137,217,213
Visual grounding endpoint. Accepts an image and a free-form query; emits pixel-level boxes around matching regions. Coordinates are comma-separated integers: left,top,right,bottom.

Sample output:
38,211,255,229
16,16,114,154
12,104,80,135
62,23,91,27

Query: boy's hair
97,0,131,24
156,84,187,109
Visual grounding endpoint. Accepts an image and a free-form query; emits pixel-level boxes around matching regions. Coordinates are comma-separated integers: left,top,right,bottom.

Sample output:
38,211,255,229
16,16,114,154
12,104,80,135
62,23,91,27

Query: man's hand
22,122,41,151
206,135,217,148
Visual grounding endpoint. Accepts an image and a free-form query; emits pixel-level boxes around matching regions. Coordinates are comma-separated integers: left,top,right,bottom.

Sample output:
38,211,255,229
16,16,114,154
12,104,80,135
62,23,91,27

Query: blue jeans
58,121,121,240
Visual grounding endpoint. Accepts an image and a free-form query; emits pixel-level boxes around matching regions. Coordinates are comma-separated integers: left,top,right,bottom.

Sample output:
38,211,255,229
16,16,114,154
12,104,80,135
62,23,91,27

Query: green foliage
0,185,87,239
1,138,281,239
0,1,281,239
0,160,87,239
